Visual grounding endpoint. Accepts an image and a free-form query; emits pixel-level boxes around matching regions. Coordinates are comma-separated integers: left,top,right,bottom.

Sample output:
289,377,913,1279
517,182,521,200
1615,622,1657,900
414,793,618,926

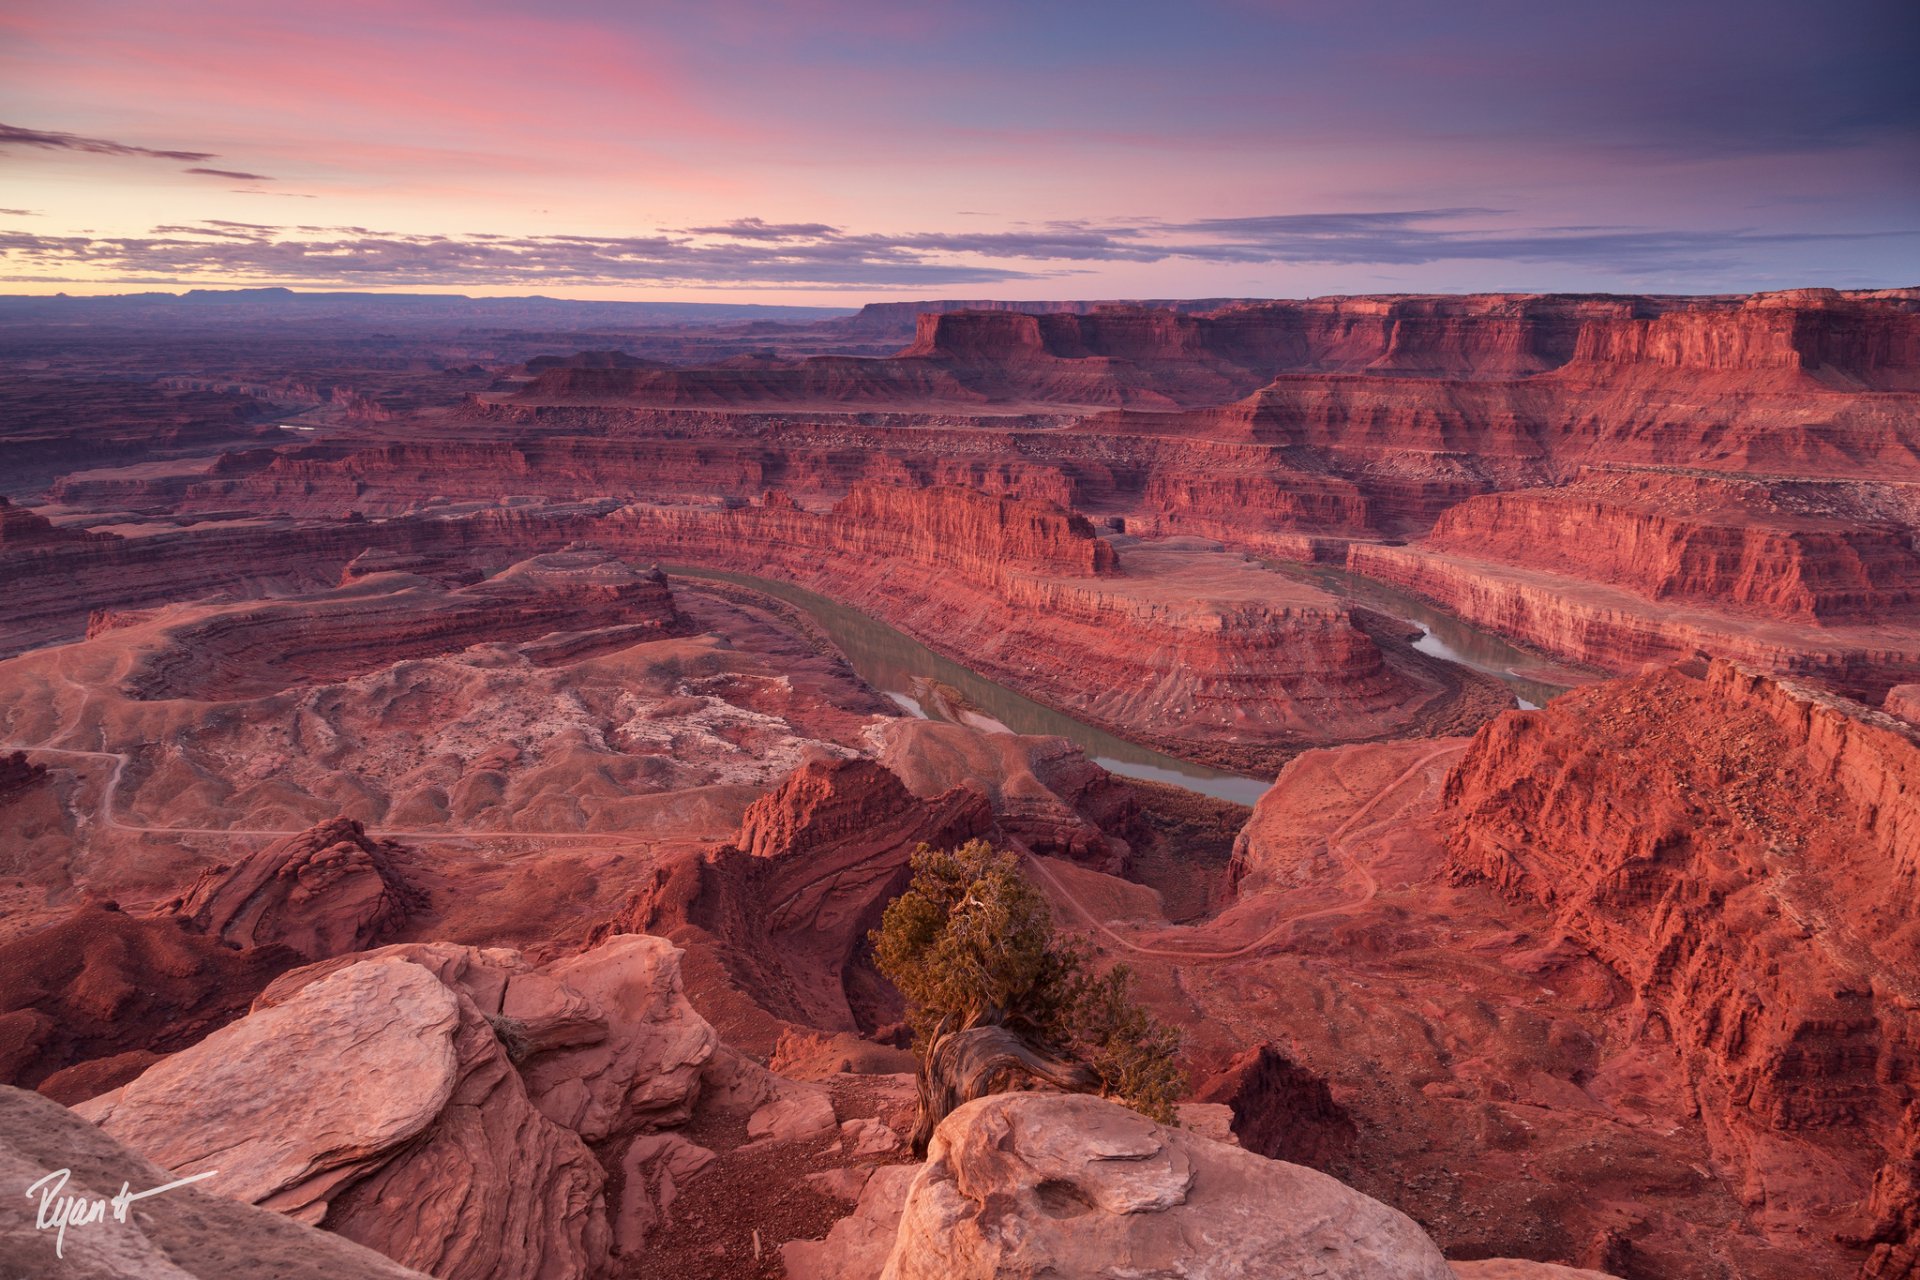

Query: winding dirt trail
1026,742,1466,964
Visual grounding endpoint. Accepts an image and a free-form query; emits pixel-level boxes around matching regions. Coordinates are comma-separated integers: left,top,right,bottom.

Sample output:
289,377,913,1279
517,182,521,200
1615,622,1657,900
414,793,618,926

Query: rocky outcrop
1563,293,1920,390
0,495,111,549
122,549,682,701
0,501,608,656
1444,660,1920,1269
1347,541,1920,698
521,936,720,1139
79,958,611,1280
167,816,423,959
254,935,719,1142
0,1085,430,1280
604,491,1429,758
878,1091,1454,1279
593,756,992,1037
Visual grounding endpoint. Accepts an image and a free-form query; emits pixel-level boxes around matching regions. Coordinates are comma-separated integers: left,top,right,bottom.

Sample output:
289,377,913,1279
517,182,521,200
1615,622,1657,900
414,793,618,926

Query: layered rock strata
593,756,992,1039
166,816,424,959
1444,660,1920,1270
79,958,611,1280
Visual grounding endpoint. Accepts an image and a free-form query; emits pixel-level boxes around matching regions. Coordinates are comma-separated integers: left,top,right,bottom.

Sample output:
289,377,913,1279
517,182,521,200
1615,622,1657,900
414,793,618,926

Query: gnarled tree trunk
911,1023,1098,1154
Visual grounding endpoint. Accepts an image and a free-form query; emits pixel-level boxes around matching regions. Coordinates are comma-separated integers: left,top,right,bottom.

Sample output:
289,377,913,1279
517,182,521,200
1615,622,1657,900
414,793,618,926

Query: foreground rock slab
879,1091,1455,1280
77,958,609,1280
0,1085,429,1280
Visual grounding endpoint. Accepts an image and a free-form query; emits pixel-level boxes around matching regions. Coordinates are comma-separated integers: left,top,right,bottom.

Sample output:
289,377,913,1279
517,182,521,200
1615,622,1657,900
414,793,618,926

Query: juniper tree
871,839,1187,1152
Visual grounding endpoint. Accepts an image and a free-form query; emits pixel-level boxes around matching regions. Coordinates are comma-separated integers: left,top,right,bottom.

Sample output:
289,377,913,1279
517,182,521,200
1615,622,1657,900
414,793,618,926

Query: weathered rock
168,816,424,959
782,1163,921,1280
256,935,718,1141
745,1080,837,1145
593,756,991,1037
872,718,1137,869
0,1085,429,1280
1422,470,1920,623
804,1165,876,1203
614,1132,715,1257
520,934,720,1138
770,1027,917,1079
78,959,610,1280
879,1091,1454,1279
1445,659,1920,1268
840,1116,903,1156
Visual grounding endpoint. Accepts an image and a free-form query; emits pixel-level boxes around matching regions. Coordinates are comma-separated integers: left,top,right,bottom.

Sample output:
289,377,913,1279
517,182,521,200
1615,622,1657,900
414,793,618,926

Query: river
668,561,1581,808
666,566,1277,805
1263,561,1582,709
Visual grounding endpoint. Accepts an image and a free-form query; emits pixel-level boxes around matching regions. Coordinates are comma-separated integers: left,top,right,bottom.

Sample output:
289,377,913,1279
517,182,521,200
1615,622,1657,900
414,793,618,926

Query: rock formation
0,904,297,1097
167,816,423,959
1444,659,1920,1268
254,935,720,1141
1193,1042,1357,1167
10,287,1920,1280
79,959,611,1280
0,1085,431,1280
594,755,992,1041
878,1091,1455,1279
871,718,1139,869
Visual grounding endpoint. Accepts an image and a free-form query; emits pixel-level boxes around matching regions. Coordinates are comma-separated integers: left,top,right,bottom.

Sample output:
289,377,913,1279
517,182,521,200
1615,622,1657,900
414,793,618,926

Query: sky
1,0,1916,302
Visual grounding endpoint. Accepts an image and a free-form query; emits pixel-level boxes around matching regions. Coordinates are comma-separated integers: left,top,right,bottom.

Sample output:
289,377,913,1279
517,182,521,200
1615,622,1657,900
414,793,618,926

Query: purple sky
2,0,1915,300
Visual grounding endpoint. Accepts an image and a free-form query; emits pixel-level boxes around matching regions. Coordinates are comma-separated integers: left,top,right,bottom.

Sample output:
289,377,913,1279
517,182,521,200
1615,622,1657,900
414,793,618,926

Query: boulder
519,934,719,1139
0,1085,429,1280
840,1116,903,1156
169,816,424,960
78,959,609,1280
879,1092,1454,1280
745,1080,837,1146
256,935,718,1141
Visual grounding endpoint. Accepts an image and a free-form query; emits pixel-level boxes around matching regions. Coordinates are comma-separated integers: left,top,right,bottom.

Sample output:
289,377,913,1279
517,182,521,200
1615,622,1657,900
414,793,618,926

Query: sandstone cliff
592,756,992,1041
1444,660,1920,1272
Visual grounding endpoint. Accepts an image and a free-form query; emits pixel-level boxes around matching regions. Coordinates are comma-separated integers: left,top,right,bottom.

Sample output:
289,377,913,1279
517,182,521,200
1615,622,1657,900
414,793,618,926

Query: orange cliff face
1562,293,1920,390
1443,659,1920,1269
1422,471,1920,623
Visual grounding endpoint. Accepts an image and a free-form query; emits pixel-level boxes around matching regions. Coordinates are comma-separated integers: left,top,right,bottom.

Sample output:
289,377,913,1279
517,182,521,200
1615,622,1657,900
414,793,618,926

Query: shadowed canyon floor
3,289,1919,1280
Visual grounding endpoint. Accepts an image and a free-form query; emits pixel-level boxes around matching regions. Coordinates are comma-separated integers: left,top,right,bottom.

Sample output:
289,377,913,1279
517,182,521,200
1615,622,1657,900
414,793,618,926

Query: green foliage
871,839,1188,1123
1071,964,1186,1124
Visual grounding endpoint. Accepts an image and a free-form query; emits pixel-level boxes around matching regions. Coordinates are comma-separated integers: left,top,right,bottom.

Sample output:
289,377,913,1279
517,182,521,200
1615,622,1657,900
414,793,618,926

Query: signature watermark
26,1167,219,1258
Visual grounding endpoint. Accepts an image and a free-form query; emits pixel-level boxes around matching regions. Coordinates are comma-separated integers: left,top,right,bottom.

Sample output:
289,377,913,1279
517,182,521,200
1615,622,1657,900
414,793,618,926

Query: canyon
1,287,1917,1280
